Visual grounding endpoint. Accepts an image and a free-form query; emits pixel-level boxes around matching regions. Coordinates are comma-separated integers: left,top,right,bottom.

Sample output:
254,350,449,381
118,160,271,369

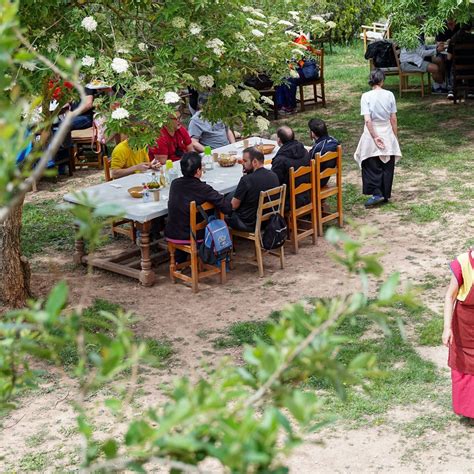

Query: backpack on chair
196,207,233,266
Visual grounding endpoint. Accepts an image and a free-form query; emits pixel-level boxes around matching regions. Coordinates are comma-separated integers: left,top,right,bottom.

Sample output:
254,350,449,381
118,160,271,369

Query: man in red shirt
150,110,193,163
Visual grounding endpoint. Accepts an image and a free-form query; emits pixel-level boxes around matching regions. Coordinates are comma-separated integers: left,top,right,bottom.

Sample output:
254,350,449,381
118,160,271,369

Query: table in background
63,137,279,286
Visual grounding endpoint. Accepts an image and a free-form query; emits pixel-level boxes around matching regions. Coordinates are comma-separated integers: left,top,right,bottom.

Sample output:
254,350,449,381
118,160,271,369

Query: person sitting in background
400,41,445,88
188,94,235,152
149,109,193,163
271,126,310,207
111,138,159,179
226,147,279,231
435,19,460,94
165,152,231,244
308,118,339,187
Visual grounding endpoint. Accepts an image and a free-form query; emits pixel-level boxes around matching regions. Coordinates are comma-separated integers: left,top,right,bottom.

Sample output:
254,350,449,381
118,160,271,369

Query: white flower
116,45,130,54
239,90,253,103
47,39,58,52
251,10,266,19
22,62,36,71
289,69,299,78
288,11,300,20
164,91,181,104
285,30,300,38
199,75,214,89
261,95,274,105
222,85,236,97
81,55,95,67
172,17,186,29
111,57,129,74
81,16,97,32
326,21,337,29
251,29,265,38
234,32,245,41
242,6,252,12
247,18,267,27
277,20,293,27
256,116,270,132
111,107,129,120
189,23,202,35
206,38,225,56
138,42,148,51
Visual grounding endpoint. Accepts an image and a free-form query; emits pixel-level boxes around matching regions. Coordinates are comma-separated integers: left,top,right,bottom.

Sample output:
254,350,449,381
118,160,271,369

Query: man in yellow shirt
111,140,160,179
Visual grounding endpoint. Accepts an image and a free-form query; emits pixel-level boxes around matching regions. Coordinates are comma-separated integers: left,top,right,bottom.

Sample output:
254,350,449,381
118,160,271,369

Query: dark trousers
225,212,254,232
361,156,395,200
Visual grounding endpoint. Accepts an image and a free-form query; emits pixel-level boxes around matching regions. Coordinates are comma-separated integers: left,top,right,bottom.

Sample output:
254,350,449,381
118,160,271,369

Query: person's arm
227,128,236,144
192,138,204,153
186,142,194,152
231,178,247,210
203,183,232,214
443,275,459,346
389,113,398,137
364,114,385,150
111,162,150,179
231,197,241,210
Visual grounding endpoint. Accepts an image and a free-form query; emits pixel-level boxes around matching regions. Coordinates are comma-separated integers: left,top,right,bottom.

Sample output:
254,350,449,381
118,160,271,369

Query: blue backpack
197,208,233,266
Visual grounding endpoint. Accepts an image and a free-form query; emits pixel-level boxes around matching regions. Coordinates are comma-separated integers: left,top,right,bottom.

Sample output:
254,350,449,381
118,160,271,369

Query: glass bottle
142,182,150,203
159,167,167,187
203,145,213,171
149,172,159,189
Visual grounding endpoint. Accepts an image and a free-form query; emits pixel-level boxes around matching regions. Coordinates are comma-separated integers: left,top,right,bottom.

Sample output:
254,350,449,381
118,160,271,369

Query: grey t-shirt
360,88,397,122
188,111,229,149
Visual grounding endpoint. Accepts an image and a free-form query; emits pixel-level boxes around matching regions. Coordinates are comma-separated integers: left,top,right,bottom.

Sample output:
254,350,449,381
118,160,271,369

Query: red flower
52,86,62,100
63,81,73,89
48,80,56,89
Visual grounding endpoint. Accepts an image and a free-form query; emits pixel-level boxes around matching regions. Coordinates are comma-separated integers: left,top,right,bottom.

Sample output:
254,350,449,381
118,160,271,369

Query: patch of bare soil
1,161,473,471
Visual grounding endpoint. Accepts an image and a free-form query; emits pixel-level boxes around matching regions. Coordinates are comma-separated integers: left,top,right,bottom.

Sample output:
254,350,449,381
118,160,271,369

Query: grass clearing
418,316,444,346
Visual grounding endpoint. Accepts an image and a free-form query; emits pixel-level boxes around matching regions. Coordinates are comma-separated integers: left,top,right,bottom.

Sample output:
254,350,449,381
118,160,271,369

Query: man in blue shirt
308,118,339,187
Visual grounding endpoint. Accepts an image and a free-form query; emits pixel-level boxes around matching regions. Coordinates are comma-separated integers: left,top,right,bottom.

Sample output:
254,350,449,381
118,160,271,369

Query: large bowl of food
217,154,237,167
128,186,144,198
256,144,275,155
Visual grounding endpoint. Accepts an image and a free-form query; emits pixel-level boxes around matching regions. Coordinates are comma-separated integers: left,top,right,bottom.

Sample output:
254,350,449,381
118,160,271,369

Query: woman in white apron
354,69,402,207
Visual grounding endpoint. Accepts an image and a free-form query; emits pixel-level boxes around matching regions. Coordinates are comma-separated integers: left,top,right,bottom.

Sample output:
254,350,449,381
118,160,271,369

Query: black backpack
365,40,396,68
261,213,287,250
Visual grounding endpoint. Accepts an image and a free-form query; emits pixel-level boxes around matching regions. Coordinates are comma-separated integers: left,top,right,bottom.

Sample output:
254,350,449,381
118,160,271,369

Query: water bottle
142,183,151,203
204,146,213,171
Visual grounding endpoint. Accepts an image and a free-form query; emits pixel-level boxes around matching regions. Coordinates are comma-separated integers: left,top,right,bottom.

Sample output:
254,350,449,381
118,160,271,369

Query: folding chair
167,201,227,293
231,185,286,277
315,145,343,236
286,161,317,253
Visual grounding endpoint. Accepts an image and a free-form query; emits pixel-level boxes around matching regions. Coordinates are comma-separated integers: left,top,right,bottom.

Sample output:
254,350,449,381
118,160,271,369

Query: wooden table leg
73,225,86,264
137,221,156,286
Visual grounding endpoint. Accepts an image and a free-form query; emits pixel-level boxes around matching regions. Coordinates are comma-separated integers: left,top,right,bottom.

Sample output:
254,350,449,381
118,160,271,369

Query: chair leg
191,251,199,293
291,213,298,254
321,81,326,107
317,198,324,237
255,240,264,278
299,85,305,112
311,206,317,244
168,244,176,282
279,245,285,270
420,74,424,98
337,191,344,228
220,259,227,284
313,83,318,105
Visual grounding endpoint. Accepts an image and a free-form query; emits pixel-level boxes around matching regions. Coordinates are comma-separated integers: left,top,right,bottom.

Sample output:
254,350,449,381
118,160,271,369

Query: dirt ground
2,156,474,472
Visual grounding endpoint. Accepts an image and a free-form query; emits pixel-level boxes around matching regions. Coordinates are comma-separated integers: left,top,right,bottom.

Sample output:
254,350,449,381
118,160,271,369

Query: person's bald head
277,126,295,145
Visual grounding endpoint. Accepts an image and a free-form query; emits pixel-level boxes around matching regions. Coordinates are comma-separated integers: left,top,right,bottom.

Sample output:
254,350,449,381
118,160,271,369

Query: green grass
213,320,272,349
405,201,464,224
21,199,75,257
57,299,173,369
418,317,444,346
19,453,48,472
402,412,454,437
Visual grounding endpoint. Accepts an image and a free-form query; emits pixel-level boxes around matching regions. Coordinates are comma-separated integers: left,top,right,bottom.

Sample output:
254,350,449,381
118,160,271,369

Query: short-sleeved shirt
150,126,192,162
234,167,280,227
188,112,230,149
111,140,149,170
70,87,96,121
360,88,397,122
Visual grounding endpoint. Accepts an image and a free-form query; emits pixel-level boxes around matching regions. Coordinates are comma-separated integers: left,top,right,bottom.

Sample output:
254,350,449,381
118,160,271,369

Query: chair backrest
255,185,286,233
103,155,112,181
392,43,402,71
452,42,474,90
311,47,324,78
288,164,314,213
315,145,342,191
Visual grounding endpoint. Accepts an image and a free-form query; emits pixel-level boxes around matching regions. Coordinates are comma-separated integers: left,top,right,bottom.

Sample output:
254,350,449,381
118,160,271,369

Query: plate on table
256,144,275,155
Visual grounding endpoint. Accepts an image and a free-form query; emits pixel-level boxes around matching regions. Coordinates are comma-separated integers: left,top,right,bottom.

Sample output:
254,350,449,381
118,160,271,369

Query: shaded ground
2,43,474,472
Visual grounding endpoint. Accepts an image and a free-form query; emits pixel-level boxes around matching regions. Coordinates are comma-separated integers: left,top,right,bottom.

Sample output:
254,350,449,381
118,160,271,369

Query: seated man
188,95,235,152
111,138,159,179
149,109,193,163
308,118,339,187
434,19,460,93
165,152,231,242
271,125,310,207
400,42,445,86
227,147,279,231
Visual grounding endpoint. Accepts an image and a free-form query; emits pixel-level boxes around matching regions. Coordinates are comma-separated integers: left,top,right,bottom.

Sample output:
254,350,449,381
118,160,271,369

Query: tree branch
0,29,88,224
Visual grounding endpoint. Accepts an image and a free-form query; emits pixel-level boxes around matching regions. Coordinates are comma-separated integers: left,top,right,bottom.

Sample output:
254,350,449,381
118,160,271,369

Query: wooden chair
231,185,286,277
71,125,103,169
168,201,227,293
452,42,474,104
103,156,136,243
360,20,391,52
315,145,343,237
286,161,317,253
393,43,430,98
297,47,326,111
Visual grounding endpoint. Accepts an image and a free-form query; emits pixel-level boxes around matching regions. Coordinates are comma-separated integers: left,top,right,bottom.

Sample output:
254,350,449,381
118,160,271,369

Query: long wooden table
63,138,279,286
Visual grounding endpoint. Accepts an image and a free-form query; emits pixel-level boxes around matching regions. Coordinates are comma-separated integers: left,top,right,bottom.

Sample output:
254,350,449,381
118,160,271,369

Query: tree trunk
0,197,31,308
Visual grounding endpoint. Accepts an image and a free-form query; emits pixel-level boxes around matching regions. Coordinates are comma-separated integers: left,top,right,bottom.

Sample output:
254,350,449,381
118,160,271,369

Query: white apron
354,120,402,168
